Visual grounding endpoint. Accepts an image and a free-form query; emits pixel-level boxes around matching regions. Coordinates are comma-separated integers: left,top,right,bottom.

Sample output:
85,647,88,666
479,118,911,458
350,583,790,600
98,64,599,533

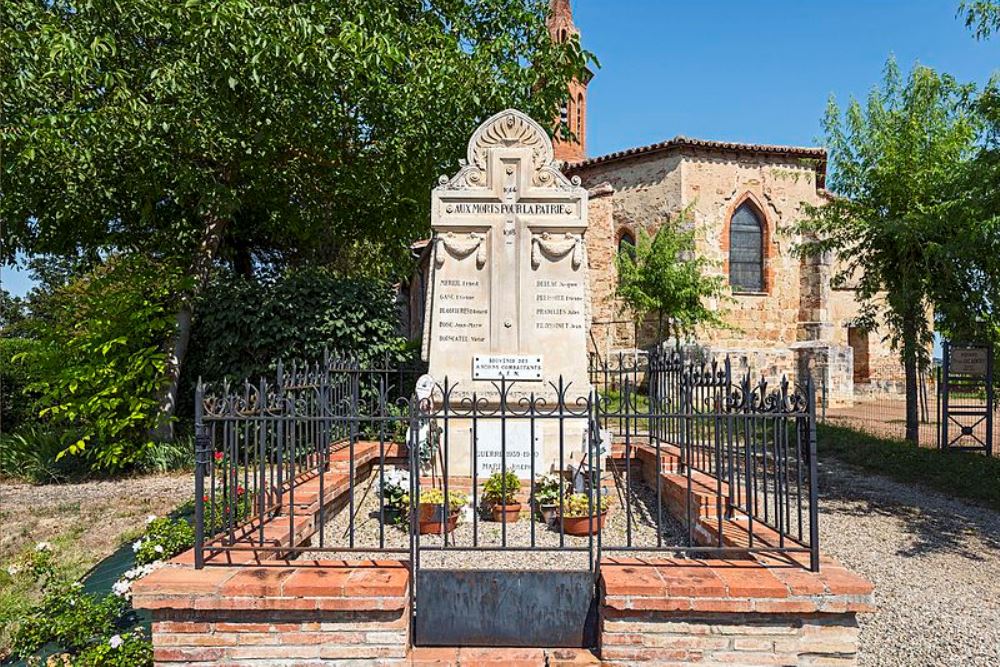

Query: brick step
408,646,600,666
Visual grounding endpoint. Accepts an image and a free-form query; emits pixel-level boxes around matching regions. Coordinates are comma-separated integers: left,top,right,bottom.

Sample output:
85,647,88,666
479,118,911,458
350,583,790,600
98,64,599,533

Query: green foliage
532,472,564,506
4,544,152,666
407,488,468,511
13,256,184,471
0,426,84,484
1,0,593,277
961,0,1000,39
184,267,410,391
796,59,988,441
132,518,194,567
561,492,610,518
0,336,37,432
615,207,729,344
818,424,1000,510
135,436,194,474
483,471,521,505
75,628,152,667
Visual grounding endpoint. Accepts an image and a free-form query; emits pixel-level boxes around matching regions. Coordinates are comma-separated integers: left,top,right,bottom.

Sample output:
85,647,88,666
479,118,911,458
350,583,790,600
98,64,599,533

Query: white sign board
473,355,543,381
474,421,541,479
950,347,988,377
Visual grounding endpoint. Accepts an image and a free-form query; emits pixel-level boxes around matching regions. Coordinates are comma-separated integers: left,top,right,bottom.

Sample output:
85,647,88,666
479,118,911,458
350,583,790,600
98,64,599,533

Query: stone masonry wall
573,147,899,397
602,610,861,666
151,608,409,665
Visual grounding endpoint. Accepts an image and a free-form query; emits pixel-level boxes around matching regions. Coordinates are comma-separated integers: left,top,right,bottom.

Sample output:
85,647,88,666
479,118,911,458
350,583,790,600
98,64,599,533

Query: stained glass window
729,203,763,292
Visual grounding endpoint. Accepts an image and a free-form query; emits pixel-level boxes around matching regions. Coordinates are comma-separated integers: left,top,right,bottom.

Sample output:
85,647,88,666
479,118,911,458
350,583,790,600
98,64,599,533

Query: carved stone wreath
435,232,486,269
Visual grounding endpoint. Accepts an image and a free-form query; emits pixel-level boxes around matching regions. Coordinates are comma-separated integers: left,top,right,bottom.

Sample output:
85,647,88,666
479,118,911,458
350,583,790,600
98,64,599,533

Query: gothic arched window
618,231,636,259
729,203,764,292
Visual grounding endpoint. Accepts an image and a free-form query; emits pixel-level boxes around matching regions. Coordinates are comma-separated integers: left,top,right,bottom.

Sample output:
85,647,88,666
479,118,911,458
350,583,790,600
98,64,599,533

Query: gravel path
304,466,687,569
816,457,1000,666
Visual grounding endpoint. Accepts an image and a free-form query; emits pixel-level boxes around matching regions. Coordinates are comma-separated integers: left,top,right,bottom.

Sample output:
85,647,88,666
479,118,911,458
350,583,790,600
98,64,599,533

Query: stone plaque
950,347,988,377
474,421,542,480
473,355,543,381
423,109,590,401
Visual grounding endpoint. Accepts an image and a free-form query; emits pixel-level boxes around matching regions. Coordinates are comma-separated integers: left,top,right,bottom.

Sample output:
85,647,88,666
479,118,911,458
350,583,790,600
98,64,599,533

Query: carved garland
531,232,583,270
435,232,486,269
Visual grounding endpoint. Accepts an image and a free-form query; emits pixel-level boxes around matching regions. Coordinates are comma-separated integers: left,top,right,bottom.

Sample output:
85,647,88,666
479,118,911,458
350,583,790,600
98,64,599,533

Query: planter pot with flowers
560,493,610,536
532,472,564,525
484,471,522,523
406,488,468,535
376,468,410,526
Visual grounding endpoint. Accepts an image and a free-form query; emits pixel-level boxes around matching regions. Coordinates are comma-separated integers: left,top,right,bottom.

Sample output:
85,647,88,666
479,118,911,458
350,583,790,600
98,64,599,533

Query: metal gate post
941,341,950,450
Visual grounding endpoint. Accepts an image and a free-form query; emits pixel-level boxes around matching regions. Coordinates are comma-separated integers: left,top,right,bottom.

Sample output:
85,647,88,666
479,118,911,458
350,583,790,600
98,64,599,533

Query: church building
548,0,898,402
405,1,899,403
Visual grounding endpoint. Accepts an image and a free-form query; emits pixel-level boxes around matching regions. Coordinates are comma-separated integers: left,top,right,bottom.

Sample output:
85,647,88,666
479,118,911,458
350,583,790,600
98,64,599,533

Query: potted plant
483,471,522,523
406,488,467,535
376,468,410,525
532,473,563,525
560,493,610,536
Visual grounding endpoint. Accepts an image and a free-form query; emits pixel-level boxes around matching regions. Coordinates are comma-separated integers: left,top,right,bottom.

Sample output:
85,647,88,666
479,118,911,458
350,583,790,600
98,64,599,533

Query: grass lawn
817,423,1000,510
0,473,193,655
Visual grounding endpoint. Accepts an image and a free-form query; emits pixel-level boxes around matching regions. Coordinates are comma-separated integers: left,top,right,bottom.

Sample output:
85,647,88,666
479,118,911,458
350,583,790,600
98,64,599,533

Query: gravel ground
304,466,687,569
816,457,1000,666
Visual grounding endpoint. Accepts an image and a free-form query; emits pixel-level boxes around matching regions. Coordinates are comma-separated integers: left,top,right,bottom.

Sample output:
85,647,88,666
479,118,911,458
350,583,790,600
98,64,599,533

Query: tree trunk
153,215,229,441
902,318,920,444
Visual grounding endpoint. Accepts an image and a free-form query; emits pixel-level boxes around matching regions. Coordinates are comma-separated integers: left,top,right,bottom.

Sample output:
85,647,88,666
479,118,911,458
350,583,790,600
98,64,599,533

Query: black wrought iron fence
193,349,819,571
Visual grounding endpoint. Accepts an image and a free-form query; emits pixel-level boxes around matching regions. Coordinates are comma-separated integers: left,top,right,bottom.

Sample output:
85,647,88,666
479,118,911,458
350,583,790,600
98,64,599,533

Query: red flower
202,494,210,502
237,486,245,496
214,452,224,461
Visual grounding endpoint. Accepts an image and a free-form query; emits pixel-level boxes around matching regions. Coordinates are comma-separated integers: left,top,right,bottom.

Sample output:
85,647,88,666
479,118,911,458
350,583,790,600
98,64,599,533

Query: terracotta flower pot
561,511,607,536
490,502,522,523
417,503,460,535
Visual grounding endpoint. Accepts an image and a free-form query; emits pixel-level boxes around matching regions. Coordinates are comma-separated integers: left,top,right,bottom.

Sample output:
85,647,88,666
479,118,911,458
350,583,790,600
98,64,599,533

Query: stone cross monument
422,109,591,477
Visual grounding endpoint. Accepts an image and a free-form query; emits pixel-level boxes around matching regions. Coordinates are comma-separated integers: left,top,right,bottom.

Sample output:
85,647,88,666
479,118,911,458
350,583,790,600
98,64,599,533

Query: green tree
15,256,185,470
961,0,1000,38
1,0,593,437
615,209,729,346
796,60,990,443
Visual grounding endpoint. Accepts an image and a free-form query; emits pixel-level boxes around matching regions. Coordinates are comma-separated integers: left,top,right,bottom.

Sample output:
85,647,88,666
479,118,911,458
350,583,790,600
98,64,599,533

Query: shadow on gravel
815,460,1000,560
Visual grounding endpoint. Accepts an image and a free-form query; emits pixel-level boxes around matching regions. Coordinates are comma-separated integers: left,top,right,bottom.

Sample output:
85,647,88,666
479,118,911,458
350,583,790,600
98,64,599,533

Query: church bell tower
548,0,590,163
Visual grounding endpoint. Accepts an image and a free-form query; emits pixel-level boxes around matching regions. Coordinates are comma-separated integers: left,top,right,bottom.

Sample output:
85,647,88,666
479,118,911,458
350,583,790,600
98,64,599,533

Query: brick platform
133,561,410,665
600,558,873,665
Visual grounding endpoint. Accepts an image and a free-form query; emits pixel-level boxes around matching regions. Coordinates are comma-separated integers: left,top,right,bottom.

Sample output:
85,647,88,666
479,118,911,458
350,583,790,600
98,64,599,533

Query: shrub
136,436,194,473
561,493,610,518
377,468,410,511
131,517,194,567
14,255,185,472
75,628,152,667
0,425,86,484
483,471,521,505
181,268,411,416
0,336,37,432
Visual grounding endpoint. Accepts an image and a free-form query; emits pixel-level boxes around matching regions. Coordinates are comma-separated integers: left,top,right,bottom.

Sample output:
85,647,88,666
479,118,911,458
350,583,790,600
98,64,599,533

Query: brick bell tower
548,0,590,163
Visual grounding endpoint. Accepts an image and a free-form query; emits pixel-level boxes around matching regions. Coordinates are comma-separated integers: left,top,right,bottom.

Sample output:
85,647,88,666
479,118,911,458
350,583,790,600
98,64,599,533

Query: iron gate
940,341,995,455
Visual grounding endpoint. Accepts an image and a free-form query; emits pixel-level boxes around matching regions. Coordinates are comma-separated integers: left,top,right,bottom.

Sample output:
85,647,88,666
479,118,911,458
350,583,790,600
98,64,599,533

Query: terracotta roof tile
566,136,827,171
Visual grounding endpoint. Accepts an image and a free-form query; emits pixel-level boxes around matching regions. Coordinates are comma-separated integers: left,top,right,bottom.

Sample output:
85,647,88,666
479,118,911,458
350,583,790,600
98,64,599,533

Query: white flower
108,634,123,649
153,544,164,554
35,542,51,552
146,515,157,524
132,540,143,553
460,506,474,523
111,579,132,598
6,565,20,577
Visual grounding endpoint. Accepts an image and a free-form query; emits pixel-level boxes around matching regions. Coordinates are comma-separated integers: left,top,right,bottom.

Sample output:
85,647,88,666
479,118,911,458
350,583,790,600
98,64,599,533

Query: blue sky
578,0,999,156
2,0,997,298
